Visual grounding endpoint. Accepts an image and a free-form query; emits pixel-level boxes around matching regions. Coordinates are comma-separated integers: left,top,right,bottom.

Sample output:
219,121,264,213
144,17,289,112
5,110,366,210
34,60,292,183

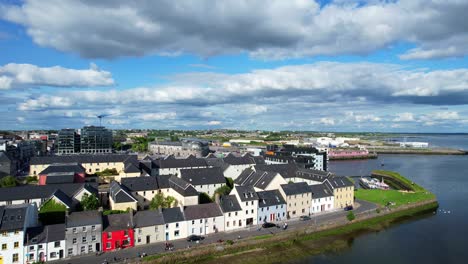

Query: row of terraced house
0,153,353,263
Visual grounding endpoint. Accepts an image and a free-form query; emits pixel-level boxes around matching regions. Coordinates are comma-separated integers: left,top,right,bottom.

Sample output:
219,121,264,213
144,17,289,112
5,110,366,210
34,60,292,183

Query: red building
102,213,135,252
38,163,86,185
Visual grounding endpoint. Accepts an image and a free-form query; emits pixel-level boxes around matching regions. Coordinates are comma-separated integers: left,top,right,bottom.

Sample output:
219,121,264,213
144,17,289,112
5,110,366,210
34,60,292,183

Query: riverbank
368,147,466,155
329,153,378,160
143,200,438,264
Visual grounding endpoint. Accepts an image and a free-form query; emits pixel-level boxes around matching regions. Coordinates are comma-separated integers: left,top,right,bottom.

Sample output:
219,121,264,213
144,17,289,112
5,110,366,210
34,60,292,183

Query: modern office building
57,129,81,155
80,126,113,154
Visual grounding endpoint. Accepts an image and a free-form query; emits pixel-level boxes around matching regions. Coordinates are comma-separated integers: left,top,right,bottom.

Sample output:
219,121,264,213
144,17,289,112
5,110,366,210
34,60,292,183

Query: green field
355,189,435,207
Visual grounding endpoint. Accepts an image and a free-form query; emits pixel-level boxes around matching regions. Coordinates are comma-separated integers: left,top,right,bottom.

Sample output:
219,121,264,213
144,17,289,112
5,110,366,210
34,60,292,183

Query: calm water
297,135,468,264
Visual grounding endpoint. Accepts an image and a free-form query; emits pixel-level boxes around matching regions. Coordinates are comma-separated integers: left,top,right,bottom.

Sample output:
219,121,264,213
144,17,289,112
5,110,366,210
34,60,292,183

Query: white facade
223,210,244,232
24,239,66,263
231,188,258,227
187,216,224,236
311,196,334,214
224,164,252,180
0,231,25,264
257,204,287,224
134,225,164,246
192,183,224,197
164,221,187,241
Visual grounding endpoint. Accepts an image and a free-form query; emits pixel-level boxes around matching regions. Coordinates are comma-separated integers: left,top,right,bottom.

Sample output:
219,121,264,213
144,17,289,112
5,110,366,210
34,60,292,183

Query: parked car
262,222,278,228
299,215,311,221
187,235,205,242
344,205,354,211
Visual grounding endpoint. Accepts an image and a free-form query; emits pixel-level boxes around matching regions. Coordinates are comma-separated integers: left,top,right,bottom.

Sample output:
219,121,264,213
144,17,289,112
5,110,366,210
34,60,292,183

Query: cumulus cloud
138,112,177,121
207,121,221,125
319,118,335,126
0,63,114,90
393,112,415,122
2,0,468,59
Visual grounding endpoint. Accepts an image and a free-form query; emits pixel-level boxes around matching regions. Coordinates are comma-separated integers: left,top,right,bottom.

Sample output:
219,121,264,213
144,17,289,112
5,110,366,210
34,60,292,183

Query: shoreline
143,199,438,264
369,148,467,155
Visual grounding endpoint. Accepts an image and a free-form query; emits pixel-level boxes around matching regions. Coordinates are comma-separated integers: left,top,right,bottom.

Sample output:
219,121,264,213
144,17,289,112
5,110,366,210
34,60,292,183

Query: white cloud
319,117,335,126
16,117,25,123
138,112,177,121
2,0,468,59
0,63,114,90
346,111,381,123
432,111,460,120
207,121,221,125
393,113,414,122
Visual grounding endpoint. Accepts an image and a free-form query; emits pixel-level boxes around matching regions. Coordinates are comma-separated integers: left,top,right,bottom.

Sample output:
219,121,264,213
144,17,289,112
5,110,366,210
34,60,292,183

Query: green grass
254,234,274,240
355,189,435,207
372,170,425,191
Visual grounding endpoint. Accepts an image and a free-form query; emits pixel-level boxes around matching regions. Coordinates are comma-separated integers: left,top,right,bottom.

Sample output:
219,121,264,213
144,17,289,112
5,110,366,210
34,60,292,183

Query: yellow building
279,182,312,219
109,181,138,211
324,178,354,209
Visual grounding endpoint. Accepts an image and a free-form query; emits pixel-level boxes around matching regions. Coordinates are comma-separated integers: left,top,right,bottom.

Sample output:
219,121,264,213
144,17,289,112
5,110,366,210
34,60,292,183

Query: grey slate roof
235,168,279,190
324,177,354,189
39,163,85,175
296,168,331,182
0,151,12,162
309,184,333,199
124,162,141,173
121,176,159,192
180,167,226,186
50,189,74,208
281,182,311,196
0,204,29,231
31,154,137,165
257,190,286,208
45,172,75,184
66,210,102,228
25,224,66,245
134,210,165,228
103,213,134,232
109,181,137,203
155,156,208,169
183,203,223,220
219,195,242,213
234,168,255,185
168,175,199,197
223,153,257,166
0,183,98,202
162,207,185,224
234,185,259,202
255,163,298,179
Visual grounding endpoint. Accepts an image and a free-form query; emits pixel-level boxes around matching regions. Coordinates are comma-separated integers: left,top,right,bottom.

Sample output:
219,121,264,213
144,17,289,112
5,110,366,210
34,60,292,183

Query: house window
29,253,35,261
88,244,93,252
72,238,77,244
174,230,179,237
106,242,111,249
1,243,6,250
124,230,128,236
235,212,238,216
13,253,19,262
13,241,19,248
82,237,87,243
81,246,86,253
82,227,86,232
92,225,96,231
251,209,254,214
228,212,231,217
227,222,230,227
245,210,248,215
68,248,73,256
38,245,43,249
73,228,77,233
199,219,202,224
176,223,179,228
54,241,60,248
29,246,34,251
50,252,57,258
192,220,195,224
107,232,112,238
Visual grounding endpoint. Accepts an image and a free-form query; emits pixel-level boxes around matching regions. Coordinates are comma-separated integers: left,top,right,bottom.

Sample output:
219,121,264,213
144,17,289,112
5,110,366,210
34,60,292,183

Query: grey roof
257,190,286,208
324,177,354,189
219,195,242,213
223,154,257,166
235,168,279,190
183,203,223,220
155,156,208,169
45,172,76,184
180,167,226,186
121,176,159,192
134,210,165,228
31,154,137,165
162,207,185,223
0,183,98,202
234,185,259,202
296,168,331,182
103,213,134,231
39,163,85,175
204,157,228,170
25,224,66,245
281,182,311,196
109,181,137,203
167,175,199,197
309,184,333,199
0,151,12,162
0,204,29,231
255,163,298,179
66,210,102,228
50,189,74,208
124,162,141,173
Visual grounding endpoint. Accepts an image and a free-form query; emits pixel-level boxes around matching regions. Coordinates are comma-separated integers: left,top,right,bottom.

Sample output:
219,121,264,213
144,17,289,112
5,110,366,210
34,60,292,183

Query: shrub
347,211,356,221
0,176,18,187
226,240,234,245
376,208,381,214
103,210,127,216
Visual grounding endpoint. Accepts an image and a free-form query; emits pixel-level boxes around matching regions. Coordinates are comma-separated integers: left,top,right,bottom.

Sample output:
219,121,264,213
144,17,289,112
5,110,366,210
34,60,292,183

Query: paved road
53,200,377,264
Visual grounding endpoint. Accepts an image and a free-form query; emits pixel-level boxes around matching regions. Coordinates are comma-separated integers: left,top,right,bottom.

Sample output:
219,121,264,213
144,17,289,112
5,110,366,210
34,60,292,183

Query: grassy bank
144,201,438,264
357,170,435,208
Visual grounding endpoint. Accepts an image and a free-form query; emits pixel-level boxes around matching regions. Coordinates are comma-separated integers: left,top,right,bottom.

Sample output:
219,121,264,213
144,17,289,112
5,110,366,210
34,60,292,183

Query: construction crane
97,114,112,126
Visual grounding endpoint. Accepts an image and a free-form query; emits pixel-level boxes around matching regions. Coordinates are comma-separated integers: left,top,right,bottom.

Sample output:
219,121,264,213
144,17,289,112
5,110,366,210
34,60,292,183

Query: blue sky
1,0,468,132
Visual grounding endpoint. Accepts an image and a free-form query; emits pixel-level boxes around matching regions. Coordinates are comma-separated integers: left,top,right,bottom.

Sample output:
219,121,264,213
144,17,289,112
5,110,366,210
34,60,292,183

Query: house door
321,204,325,212
96,243,101,252
146,235,150,244
115,241,120,249
59,250,64,258
165,232,169,241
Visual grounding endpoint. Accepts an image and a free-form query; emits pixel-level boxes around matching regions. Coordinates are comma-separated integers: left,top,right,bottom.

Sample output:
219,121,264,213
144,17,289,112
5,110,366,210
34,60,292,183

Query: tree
199,192,213,204
346,211,356,221
225,177,234,189
150,193,177,209
0,176,17,187
80,193,100,211
213,185,232,198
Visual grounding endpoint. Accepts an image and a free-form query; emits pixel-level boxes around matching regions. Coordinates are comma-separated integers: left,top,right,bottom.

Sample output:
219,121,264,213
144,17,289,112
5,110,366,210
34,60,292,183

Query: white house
218,195,244,232
257,190,287,224
179,167,227,196
309,184,334,214
184,203,224,236
0,204,38,264
230,186,259,227
162,207,187,241
133,210,165,246
24,224,66,263
222,154,258,180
